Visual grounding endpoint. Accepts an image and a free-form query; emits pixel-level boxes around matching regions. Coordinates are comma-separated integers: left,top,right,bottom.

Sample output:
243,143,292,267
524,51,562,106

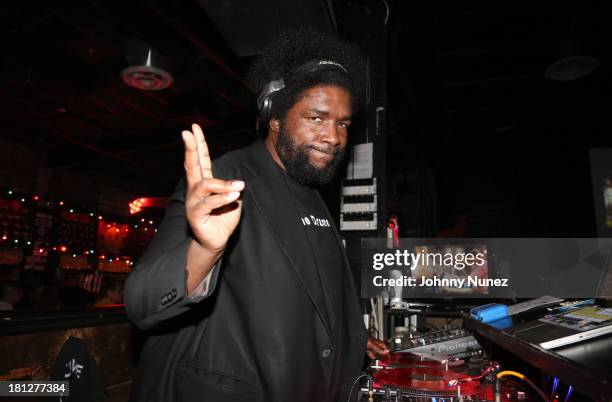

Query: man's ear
269,118,281,134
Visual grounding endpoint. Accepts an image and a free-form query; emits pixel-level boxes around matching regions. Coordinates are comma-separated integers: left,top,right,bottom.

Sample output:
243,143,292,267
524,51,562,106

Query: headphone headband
257,59,349,123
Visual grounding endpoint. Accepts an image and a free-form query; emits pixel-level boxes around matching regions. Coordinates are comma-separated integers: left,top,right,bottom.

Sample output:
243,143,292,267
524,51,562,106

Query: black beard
275,124,346,187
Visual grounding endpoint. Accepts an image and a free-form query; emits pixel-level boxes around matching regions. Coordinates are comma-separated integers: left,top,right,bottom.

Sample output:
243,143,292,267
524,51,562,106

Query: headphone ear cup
260,95,272,123
256,95,272,137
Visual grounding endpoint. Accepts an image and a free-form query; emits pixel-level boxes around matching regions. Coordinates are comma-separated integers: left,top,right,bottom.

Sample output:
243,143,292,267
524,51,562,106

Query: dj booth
350,235,612,401
355,300,612,402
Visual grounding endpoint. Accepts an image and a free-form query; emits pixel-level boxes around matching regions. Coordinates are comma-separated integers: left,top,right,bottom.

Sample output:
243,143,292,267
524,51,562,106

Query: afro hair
246,27,367,123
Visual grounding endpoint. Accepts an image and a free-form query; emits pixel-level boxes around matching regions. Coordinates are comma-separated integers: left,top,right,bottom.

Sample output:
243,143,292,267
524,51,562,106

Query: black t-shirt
279,168,345,336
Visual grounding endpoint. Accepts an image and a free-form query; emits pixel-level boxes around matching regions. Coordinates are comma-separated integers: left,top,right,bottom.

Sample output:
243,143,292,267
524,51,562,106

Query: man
125,28,387,402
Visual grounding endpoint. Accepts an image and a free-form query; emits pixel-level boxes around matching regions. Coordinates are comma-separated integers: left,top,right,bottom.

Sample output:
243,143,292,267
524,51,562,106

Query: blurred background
1,1,612,399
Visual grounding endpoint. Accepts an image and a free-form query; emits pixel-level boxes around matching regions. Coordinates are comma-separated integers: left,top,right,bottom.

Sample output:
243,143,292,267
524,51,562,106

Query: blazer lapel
240,141,332,339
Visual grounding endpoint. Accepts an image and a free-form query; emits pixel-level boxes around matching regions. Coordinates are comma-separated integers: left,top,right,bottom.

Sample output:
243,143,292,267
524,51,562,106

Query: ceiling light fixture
121,48,174,91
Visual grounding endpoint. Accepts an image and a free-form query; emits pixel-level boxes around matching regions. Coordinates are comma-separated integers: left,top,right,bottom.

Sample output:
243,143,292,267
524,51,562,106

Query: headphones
257,59,349,124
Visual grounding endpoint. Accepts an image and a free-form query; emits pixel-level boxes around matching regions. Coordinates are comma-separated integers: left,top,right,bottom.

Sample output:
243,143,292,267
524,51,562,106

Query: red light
59,246,67,252
129,197,167,214
33,196,39,201
59,201,64,206
1,235,7,240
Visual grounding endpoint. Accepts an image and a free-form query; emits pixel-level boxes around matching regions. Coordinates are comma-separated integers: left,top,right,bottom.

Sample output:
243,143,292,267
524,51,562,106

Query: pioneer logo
437,340,479,352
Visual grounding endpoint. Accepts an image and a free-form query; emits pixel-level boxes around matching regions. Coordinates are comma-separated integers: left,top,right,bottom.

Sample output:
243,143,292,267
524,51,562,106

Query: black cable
347,373,370,402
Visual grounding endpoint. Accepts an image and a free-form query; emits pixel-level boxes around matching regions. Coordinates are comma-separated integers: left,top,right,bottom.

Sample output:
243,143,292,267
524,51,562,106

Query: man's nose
320,122,340,146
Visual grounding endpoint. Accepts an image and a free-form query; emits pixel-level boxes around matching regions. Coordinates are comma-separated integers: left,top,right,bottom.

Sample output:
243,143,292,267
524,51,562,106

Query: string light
2,189,159,267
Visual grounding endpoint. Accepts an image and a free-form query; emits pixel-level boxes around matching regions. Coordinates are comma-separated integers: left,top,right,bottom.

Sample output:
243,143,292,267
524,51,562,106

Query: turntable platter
372,367,482,396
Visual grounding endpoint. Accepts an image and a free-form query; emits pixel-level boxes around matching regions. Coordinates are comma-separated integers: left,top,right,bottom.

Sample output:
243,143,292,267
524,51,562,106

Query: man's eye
310,116,323,122
338,121,350,128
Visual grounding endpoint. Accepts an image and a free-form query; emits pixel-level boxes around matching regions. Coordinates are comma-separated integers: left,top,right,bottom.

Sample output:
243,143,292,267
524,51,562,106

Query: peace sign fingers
182,130,202,188
192,123,213,179
179,122,245,258
182,123,214,189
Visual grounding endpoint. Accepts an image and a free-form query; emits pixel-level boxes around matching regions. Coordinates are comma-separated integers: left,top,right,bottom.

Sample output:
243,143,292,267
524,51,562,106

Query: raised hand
182,123,244,254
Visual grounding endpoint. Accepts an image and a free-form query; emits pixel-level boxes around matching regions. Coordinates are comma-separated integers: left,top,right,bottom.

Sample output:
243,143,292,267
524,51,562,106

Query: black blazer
125,140,367,402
